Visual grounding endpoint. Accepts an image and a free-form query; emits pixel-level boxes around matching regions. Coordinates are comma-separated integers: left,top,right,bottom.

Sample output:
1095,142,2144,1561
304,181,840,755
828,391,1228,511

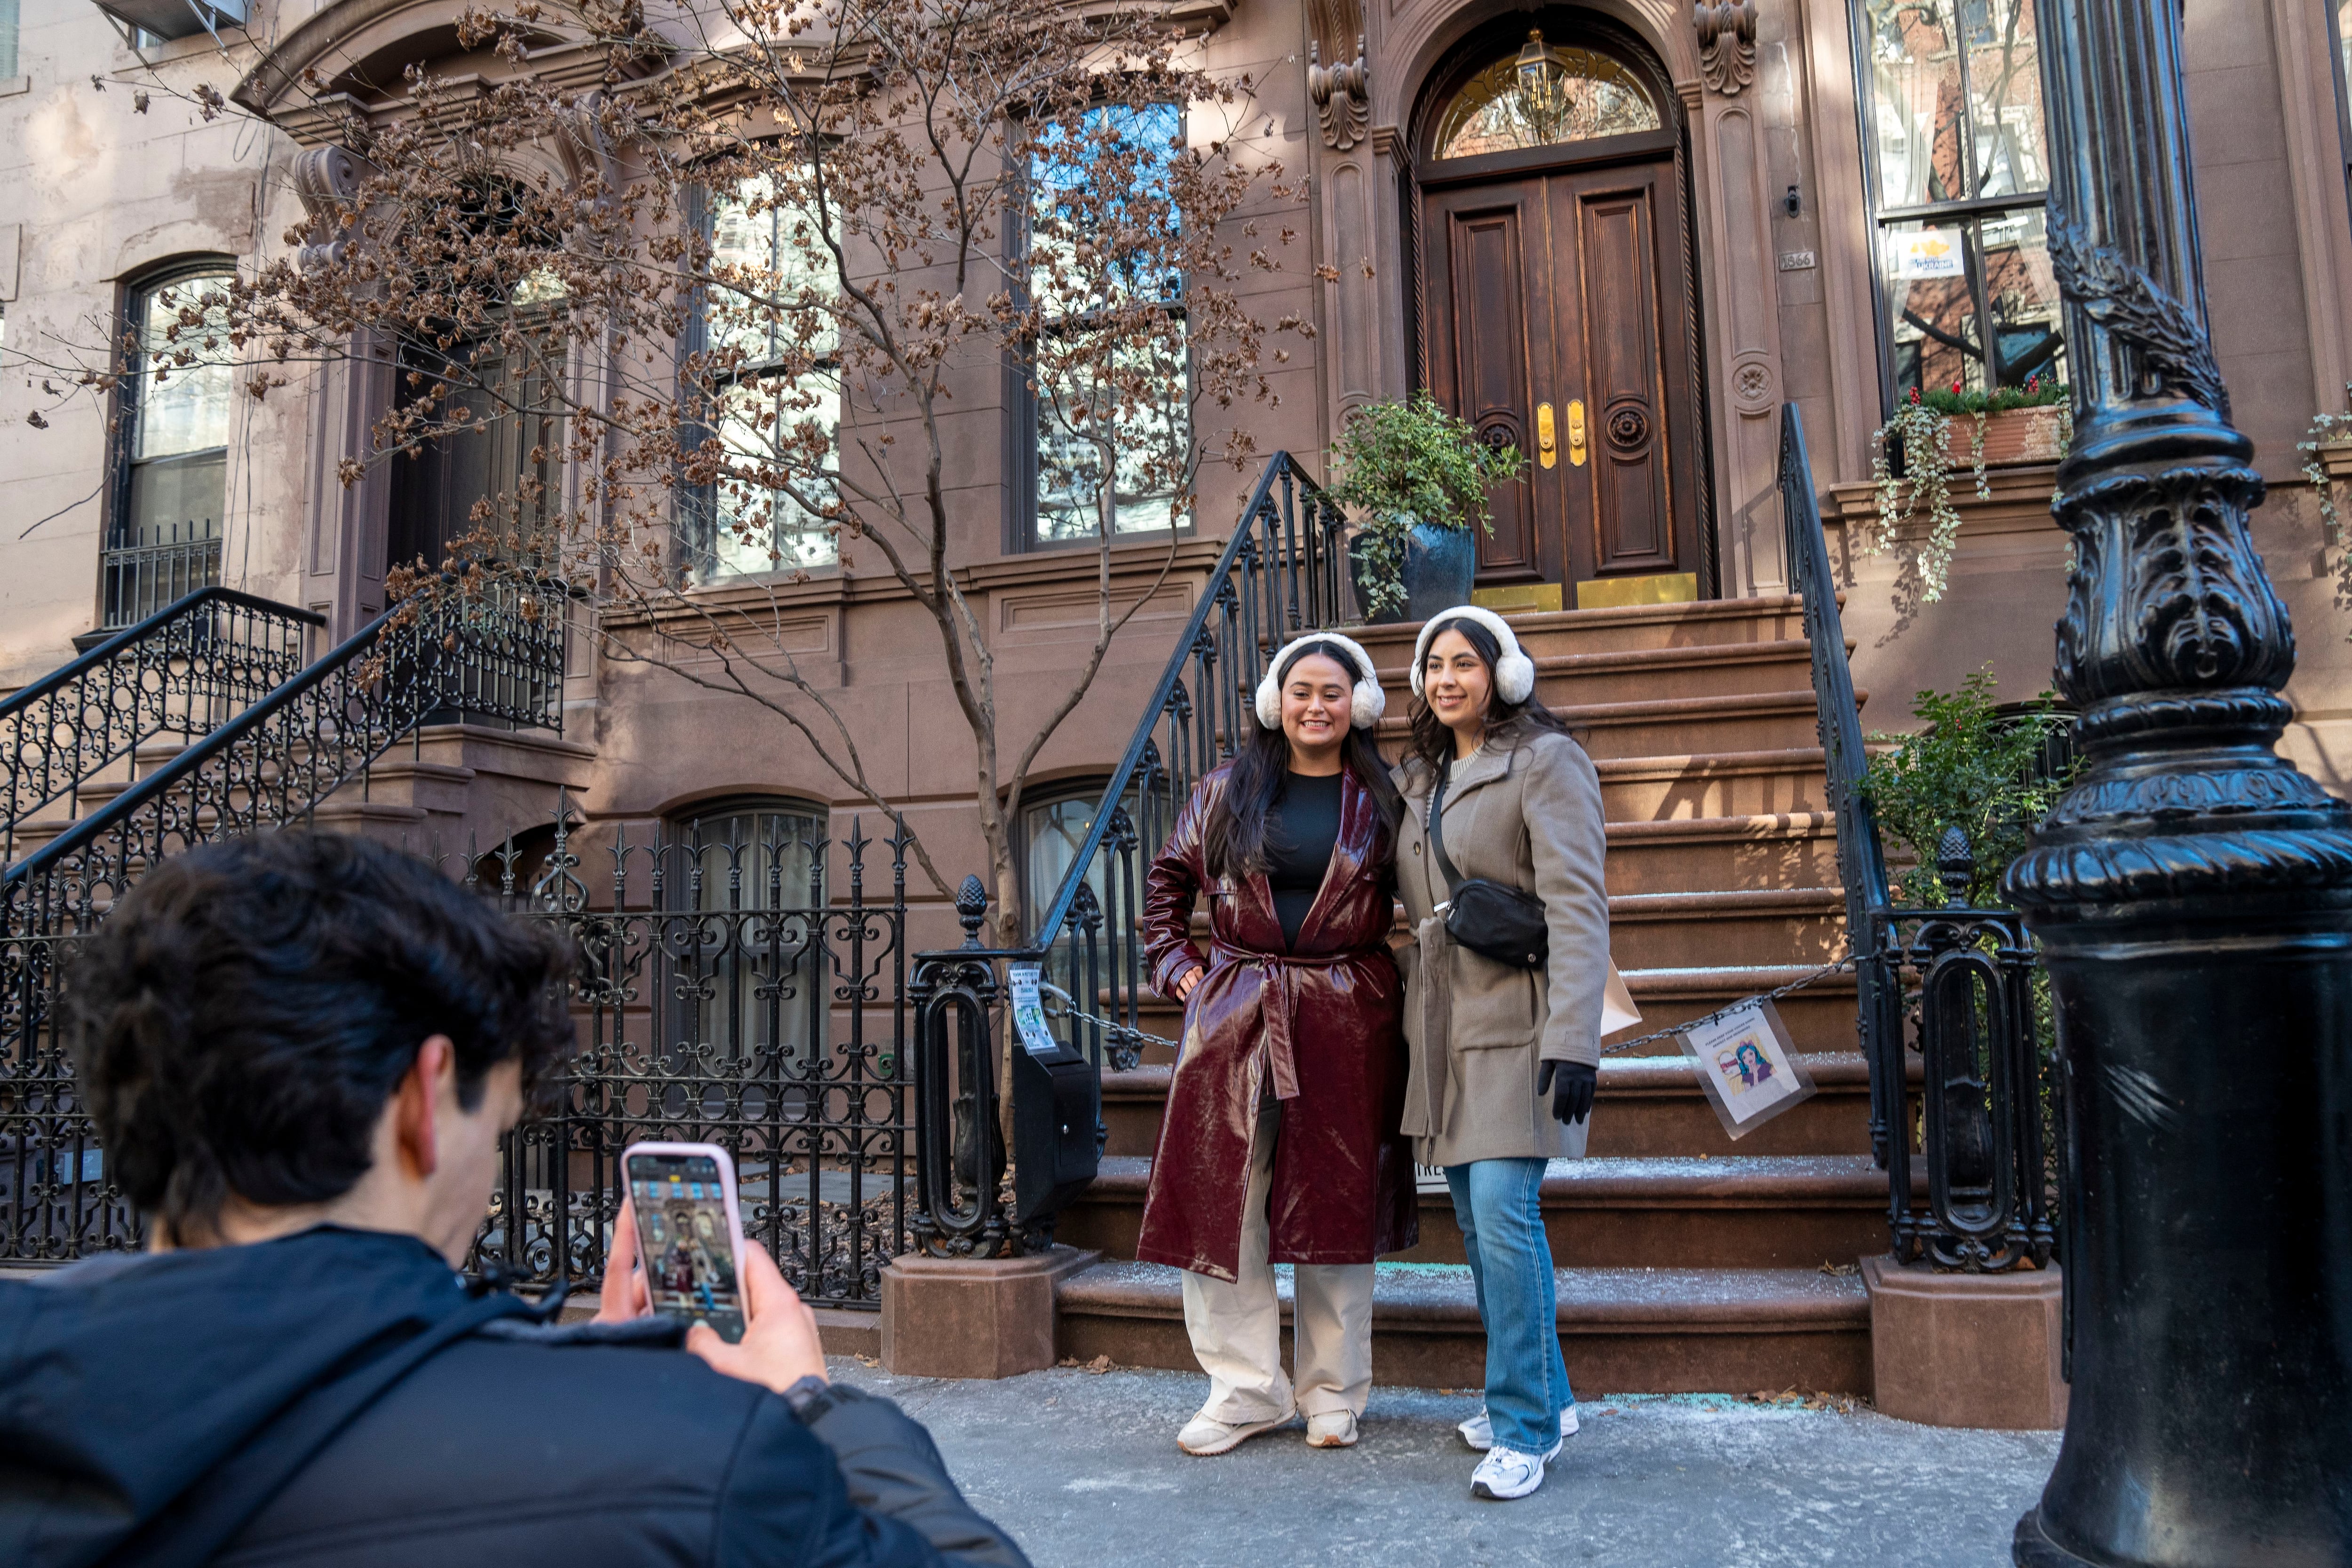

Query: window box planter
1938,404,2066,470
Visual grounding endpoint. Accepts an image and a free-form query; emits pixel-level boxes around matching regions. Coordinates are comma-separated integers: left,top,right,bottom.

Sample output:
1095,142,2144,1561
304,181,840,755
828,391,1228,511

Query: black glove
1536,1060,1597,1126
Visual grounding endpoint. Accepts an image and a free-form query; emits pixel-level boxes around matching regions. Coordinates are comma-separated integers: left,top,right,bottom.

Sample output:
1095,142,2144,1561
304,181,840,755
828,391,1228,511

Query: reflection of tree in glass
1433,46,1658,160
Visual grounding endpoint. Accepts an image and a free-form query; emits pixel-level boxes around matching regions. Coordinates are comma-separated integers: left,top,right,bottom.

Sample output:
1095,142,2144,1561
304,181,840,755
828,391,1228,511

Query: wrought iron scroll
907,876,1016,1260
1,588,322,863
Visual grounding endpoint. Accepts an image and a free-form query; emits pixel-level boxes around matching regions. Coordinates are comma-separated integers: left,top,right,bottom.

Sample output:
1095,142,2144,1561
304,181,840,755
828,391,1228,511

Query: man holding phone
0,831,1030,1568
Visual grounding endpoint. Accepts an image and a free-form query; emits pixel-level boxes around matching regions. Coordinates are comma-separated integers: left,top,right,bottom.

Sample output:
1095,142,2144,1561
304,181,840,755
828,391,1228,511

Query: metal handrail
1777,404,1901,1169
5,579,566,934
0,588,324,859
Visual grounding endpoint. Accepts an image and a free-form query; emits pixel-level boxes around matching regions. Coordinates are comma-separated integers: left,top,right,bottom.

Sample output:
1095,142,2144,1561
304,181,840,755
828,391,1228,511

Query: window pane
1864,0,1967,208
1979,206,2065,387
707,173,837,364
1433,36,1660,160
696,375,840,579
1029,104,1186,318
125,450,225,543
133,273,236,461
663,803,827,1067
1963,0,2048,198
1883,219,1985,398
1035,330,1190,542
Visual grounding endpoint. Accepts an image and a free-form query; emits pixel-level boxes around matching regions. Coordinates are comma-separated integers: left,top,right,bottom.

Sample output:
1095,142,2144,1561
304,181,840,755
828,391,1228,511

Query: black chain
1038,956,1861,1061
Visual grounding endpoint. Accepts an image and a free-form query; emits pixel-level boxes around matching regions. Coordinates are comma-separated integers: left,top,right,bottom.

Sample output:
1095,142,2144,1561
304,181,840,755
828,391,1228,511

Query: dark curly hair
65,831,578,1246
1406,612,1572,778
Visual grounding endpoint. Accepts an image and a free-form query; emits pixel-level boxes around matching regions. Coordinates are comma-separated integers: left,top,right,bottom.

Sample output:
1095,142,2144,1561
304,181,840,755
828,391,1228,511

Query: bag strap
1429,758,1465,903
102,1290,528,1568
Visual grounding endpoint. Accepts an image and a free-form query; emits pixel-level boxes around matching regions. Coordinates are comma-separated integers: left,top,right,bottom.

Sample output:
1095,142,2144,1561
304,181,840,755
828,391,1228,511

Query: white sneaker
1177,1405,1295,1456
1304,1410,1359,1448
1469,1437,1563,1501
1458,1403,1580,1451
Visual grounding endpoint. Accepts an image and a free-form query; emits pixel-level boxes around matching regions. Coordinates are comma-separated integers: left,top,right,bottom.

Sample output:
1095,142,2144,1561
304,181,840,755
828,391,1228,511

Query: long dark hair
1202,638,1404,881
1406,613,1571,777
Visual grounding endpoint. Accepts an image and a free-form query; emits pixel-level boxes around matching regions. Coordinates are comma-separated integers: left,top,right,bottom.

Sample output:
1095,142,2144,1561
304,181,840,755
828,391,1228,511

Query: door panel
1419,148,1701,599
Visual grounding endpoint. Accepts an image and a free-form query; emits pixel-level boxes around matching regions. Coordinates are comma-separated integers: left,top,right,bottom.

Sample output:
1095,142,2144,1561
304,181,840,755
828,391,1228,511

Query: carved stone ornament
291,144,368,271
1692,0,1756,96
1308,36,1370,151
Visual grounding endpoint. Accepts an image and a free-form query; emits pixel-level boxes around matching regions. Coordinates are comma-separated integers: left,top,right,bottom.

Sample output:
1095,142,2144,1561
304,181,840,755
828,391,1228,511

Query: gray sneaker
1457,1404,1580,1452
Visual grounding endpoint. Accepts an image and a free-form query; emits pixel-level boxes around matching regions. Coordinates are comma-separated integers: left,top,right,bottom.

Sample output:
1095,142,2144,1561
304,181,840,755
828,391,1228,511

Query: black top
1266,769,1344,949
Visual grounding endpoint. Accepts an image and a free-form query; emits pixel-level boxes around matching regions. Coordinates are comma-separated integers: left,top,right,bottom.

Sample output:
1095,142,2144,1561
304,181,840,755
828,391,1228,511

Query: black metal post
2009,2,2352,1561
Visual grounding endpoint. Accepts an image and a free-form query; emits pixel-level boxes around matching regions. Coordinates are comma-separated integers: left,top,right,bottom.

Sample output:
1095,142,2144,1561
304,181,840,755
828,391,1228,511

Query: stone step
1345,596,1813,659
1602,812,1842,895
1376,689,1830,761
1594,748,1831,823
1603,887,1845,972
1370,639,1825,710
1055,1153,1891,1272
1053,1257,1873,1395
1100,1051,1881,1161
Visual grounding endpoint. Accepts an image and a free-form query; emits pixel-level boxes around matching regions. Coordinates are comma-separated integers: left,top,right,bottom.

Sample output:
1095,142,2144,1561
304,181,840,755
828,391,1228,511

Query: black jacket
0,1227,1030,1568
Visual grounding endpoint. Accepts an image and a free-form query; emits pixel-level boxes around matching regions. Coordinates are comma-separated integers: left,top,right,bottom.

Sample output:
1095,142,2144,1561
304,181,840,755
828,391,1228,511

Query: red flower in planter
1950,379,1963,394
1909,386,1921,404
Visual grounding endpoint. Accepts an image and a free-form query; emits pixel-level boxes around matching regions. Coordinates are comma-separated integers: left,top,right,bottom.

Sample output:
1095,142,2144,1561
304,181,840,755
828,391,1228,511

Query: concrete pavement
831,1358,2059,1568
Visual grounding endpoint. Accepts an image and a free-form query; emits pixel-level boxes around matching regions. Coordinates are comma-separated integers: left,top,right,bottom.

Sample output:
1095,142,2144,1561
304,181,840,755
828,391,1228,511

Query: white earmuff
1409,604,1537,706
1254,633,1388,731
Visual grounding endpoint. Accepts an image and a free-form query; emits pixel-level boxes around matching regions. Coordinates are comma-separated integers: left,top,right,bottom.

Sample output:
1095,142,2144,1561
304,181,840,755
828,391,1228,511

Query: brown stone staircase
1047,594,1891,1395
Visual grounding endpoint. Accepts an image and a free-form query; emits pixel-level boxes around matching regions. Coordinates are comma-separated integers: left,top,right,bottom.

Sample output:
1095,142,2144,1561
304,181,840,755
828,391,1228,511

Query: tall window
1020,780,1144,984
2330,0,2352,236
0,0,19,79
662,798,828,1066
682,173,841,582
387,324,567,577
1025,103,1192,546
1853,0,2065,405
108,265,234,626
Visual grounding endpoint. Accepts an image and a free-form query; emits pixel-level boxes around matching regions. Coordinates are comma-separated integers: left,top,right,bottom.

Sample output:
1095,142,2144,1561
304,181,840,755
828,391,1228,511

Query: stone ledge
1862,1253,2066,1429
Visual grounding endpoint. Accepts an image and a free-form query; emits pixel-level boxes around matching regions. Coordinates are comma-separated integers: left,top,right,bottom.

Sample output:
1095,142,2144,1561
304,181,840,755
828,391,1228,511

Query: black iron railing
0,579,567,1263
100,523,223,630
1780,403,2055,1274
1,588,323,863
906,452,1352,1258
469,804,912,1308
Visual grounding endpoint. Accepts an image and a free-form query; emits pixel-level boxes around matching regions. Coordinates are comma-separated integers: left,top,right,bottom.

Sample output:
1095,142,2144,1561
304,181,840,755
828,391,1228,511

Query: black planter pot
1347,519,1478,625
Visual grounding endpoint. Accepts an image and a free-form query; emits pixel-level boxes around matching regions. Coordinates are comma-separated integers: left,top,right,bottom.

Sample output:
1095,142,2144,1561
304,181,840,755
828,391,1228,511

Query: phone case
619,1140,750,1315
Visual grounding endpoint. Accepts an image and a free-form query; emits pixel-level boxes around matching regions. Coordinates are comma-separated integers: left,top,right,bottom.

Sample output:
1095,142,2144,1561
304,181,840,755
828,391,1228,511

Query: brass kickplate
1574,572,1700,611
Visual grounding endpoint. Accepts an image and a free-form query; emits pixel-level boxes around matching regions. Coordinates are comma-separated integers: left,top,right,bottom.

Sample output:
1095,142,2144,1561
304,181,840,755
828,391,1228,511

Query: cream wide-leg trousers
1179,1097,1376,1423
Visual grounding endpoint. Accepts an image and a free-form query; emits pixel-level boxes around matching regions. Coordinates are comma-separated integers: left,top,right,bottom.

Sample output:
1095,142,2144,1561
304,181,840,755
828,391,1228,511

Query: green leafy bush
1858,666,2076,908
1327,393,1523,617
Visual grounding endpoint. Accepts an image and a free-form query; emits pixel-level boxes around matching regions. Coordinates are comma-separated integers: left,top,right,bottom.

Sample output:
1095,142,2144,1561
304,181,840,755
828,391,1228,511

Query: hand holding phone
599,1145,828,1395
620,1143,750,1342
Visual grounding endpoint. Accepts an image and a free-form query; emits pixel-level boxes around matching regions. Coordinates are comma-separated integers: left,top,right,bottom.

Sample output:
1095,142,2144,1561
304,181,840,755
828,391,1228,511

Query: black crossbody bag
1428,757,1549,970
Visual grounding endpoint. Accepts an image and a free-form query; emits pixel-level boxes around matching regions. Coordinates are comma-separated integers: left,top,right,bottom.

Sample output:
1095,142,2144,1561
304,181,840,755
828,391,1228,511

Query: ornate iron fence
1780,404,2058,1276
904,451,1354,1257
469,808,912,1308
1,588,322,863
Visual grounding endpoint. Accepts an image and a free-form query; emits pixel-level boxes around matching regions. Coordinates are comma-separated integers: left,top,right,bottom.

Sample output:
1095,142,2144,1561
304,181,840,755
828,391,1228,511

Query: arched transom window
1433,32,1661,160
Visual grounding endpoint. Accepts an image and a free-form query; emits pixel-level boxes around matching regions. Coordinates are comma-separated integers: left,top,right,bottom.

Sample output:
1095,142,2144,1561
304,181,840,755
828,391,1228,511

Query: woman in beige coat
1391,604,1615,1503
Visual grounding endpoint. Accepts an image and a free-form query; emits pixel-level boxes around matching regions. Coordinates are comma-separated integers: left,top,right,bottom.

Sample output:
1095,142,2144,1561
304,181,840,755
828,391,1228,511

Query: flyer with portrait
1008,963,1060,1058
1680,997,1815,1140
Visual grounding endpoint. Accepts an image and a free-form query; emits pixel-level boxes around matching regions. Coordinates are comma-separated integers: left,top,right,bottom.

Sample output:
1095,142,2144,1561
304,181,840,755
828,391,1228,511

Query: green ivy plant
1857,666,2077,909
1326,392,1524,618
1861,378,2071,605
2296,379,2352,635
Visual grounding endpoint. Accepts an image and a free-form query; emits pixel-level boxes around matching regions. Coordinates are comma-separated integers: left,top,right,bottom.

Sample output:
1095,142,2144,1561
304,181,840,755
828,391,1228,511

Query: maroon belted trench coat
1135,762,1420,1282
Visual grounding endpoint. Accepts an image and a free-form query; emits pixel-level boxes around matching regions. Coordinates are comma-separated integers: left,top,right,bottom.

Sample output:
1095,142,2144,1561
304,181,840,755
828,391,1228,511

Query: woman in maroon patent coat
1139,632,1419,1459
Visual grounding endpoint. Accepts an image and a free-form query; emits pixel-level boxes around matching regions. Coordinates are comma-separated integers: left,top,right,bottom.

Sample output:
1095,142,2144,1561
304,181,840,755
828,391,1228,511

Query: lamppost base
2012,1509,2095,1567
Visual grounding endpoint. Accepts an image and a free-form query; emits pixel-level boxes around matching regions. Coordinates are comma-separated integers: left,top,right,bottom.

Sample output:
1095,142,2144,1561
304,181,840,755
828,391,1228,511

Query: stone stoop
1050,594,1895,1398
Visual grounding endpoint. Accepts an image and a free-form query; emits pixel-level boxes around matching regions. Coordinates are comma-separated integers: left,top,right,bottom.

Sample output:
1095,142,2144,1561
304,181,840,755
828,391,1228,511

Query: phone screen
626,1151,747,1344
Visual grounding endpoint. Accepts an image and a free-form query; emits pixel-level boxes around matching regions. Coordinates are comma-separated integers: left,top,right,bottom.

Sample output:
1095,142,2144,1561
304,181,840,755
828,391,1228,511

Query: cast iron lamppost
2009,1,2352,1563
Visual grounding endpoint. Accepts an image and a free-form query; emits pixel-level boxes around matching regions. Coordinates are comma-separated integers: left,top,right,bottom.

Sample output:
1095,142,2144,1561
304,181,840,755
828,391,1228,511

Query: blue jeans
1446,1158,1571,1457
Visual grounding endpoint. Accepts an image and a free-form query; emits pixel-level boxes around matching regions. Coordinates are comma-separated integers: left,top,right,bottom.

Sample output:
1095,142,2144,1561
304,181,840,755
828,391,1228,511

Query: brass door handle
1536,403,1557,469
1567,399,1588,467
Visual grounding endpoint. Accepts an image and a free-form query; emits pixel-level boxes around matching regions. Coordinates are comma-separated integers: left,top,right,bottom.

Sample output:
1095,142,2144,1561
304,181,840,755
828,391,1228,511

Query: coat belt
1208,941,1381,1103
1408,915,1454,1133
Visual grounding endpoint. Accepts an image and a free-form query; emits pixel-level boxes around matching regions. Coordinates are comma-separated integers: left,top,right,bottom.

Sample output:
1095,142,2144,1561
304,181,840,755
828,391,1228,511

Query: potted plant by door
1327,392,1526,624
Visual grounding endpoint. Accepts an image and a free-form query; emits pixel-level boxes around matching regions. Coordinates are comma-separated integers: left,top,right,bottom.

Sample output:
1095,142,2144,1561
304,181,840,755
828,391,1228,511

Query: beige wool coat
1392,725,1612,1166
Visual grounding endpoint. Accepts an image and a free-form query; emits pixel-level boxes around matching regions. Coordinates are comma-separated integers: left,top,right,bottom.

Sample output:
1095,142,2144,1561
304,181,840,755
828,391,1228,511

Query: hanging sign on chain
1681,997,1816,1140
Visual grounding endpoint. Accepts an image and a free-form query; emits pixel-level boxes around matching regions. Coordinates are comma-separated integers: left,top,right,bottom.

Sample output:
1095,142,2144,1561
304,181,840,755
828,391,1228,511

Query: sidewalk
834,1359,2058,1568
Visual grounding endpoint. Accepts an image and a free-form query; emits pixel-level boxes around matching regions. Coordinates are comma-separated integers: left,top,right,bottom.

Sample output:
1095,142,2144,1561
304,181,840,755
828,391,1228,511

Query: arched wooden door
1414,21,1708,601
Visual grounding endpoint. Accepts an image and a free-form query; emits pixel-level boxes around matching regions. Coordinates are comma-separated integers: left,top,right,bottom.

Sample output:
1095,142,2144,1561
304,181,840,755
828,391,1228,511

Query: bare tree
35,0,1299,940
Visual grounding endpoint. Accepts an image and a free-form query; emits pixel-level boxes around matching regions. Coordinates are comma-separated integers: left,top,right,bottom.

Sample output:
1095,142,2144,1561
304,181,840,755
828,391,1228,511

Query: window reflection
1433,36,1660,160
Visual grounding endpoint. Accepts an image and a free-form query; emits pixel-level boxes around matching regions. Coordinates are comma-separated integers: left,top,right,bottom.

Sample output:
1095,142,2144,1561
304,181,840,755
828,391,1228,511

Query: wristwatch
781,1373,848,1424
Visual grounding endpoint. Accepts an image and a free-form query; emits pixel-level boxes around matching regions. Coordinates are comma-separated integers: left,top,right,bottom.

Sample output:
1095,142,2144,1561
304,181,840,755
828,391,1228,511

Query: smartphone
622,1142,749,1344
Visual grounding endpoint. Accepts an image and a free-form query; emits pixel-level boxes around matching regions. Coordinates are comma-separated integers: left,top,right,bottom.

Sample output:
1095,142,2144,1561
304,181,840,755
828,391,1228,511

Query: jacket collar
1444,741,1515,798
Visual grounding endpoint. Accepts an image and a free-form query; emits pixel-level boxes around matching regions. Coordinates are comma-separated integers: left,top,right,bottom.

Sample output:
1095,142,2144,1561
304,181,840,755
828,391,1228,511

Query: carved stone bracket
291,143,369,271
1694,0,1756,95
1309,35,1370,151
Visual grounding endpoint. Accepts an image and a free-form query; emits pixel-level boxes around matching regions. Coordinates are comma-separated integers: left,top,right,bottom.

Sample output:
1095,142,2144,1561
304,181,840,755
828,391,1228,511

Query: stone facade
0,0,2345,941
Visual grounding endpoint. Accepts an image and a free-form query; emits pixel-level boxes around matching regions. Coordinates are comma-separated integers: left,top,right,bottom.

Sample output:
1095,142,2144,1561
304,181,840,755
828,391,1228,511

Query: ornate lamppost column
2008,2,2352,1563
